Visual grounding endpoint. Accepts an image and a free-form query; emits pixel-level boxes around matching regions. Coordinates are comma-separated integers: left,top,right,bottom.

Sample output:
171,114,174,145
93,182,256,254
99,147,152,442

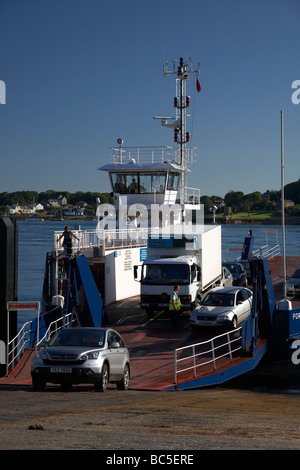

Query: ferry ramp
104,302,267,391
0,303,265,391
2,256,300,391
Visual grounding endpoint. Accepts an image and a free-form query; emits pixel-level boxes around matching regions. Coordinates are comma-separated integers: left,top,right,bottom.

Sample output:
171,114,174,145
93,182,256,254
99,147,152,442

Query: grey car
31,327,130,392
222,262,247,287
287,269,300,297
190,286,253,329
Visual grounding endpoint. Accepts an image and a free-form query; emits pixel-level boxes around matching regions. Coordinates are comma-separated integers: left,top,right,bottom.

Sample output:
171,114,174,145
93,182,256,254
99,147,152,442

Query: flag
196,77,201,93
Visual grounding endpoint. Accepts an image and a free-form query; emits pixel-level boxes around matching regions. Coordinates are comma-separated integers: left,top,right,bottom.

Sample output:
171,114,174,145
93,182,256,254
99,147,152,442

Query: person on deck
169,284,181,328
58,226,79,257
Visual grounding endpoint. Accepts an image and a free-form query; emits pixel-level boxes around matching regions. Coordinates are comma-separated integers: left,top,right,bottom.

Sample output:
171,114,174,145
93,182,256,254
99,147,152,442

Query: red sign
7,302,40,311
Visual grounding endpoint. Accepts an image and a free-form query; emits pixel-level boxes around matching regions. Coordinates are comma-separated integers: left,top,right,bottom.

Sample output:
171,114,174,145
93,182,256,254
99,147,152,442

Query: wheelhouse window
110,173,139,193
139,173,166,194
111,172,167,194
167,172,180,191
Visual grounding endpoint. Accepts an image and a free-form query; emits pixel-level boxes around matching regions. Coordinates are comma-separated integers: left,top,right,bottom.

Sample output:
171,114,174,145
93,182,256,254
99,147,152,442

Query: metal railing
54,228,149,256
174,328,242,384
6,312,73,376
6,320,33,376
183,187,200,206
36,312,73,347
109,146,196,167
251,244,280,259
236,244,281,262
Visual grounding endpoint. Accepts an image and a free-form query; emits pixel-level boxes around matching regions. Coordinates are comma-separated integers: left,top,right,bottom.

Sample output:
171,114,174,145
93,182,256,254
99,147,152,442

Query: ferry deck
1,255,299,391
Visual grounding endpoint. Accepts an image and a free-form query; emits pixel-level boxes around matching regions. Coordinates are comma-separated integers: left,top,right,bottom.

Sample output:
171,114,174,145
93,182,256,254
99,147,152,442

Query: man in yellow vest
169,284,181,328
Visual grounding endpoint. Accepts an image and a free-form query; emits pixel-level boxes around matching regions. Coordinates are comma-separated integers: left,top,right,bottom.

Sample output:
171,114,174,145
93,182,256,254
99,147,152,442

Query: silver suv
31,327,130,392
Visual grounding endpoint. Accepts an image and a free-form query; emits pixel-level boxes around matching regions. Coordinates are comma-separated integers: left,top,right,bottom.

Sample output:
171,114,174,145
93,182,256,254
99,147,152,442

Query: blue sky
0,0,299,198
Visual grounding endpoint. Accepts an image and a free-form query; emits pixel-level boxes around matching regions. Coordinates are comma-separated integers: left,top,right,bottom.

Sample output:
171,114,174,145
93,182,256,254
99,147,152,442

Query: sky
0,0,299,199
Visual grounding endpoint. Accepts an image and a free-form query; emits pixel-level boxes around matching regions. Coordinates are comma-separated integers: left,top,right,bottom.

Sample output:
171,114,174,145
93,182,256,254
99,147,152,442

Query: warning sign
7,301,40,311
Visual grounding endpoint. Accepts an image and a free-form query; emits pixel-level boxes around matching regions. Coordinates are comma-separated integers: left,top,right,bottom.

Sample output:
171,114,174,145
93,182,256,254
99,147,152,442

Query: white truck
134,225,222,316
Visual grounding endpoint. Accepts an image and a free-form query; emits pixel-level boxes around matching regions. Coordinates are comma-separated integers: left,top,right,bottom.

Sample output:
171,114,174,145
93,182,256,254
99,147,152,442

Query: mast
161,57,200,204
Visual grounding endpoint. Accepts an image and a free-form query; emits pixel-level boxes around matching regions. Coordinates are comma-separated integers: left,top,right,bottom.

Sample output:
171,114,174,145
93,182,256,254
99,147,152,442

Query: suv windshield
143,264,190,285
201,292,235,307
48,329,105,348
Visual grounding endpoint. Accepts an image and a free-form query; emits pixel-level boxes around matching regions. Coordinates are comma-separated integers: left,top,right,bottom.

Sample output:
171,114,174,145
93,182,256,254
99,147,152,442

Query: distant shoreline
206,216,300,225
9,215,96,222
7,215,300,225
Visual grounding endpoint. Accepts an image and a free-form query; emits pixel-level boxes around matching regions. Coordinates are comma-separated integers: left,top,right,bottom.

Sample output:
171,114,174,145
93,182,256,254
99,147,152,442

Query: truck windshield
143,264,190,285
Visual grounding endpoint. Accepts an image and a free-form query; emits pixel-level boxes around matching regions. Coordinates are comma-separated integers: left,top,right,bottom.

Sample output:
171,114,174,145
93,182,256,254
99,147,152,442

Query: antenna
156,56,199,204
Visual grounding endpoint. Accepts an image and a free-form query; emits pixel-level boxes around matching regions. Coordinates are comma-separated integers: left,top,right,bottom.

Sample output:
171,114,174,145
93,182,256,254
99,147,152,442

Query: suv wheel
95,363,108,392
117,364,130,390
32,375,46,392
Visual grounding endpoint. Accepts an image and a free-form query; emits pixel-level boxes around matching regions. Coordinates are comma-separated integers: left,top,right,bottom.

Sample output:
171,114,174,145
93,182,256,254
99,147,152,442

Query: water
16,219,300,328
221,224,300,259
17,218,96,328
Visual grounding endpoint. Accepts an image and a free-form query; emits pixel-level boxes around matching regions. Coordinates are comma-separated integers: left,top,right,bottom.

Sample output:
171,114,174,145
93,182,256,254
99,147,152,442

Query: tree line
201,178,300,214
1,177,299,215
0,190,114,208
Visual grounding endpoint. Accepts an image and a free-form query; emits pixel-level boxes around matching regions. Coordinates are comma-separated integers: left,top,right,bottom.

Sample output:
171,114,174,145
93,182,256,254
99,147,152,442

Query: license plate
50,367,72,374
198,321,212,326
158,303,168,307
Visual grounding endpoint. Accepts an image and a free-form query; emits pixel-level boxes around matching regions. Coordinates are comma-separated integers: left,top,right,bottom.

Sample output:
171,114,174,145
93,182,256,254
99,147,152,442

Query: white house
33,203,44,212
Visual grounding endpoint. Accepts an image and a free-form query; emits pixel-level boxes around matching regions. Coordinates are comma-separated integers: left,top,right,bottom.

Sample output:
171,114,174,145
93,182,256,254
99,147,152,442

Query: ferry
1,57,300,391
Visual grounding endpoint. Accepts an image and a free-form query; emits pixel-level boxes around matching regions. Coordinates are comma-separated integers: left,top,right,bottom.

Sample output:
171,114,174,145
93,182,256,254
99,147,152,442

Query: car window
107,331,114,345
114,333,125,348
223,267,231,279
241,288,252,299
236,290,245,303
107,331,125,347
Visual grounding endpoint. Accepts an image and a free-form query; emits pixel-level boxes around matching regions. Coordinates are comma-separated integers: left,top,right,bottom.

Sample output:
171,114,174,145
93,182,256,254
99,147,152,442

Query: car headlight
37,349,49,360
287,283,294,291
81,351,100,361
218,313,230,321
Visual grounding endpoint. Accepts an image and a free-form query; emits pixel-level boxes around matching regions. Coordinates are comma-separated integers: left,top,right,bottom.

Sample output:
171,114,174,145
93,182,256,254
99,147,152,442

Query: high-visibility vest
169,290,180,310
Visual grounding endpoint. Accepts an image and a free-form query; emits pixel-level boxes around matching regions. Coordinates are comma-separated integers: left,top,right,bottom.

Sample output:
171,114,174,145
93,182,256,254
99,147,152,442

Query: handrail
53,228,149,255
36,312,73,347
237,244,281,261
6,320,33,375
174,328,242,384
6,312,73,376
109,145,196,166
183,187,200,205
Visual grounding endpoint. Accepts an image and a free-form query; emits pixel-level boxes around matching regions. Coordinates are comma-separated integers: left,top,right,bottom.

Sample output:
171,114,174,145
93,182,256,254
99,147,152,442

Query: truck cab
139,255,200,314
134,225,222,317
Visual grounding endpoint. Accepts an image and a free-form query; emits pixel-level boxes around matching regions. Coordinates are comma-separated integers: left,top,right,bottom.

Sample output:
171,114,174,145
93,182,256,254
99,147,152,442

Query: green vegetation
0,190,113,207
0,190,114,216
215,212,276,219
201,178,300,218
1,178,299,219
